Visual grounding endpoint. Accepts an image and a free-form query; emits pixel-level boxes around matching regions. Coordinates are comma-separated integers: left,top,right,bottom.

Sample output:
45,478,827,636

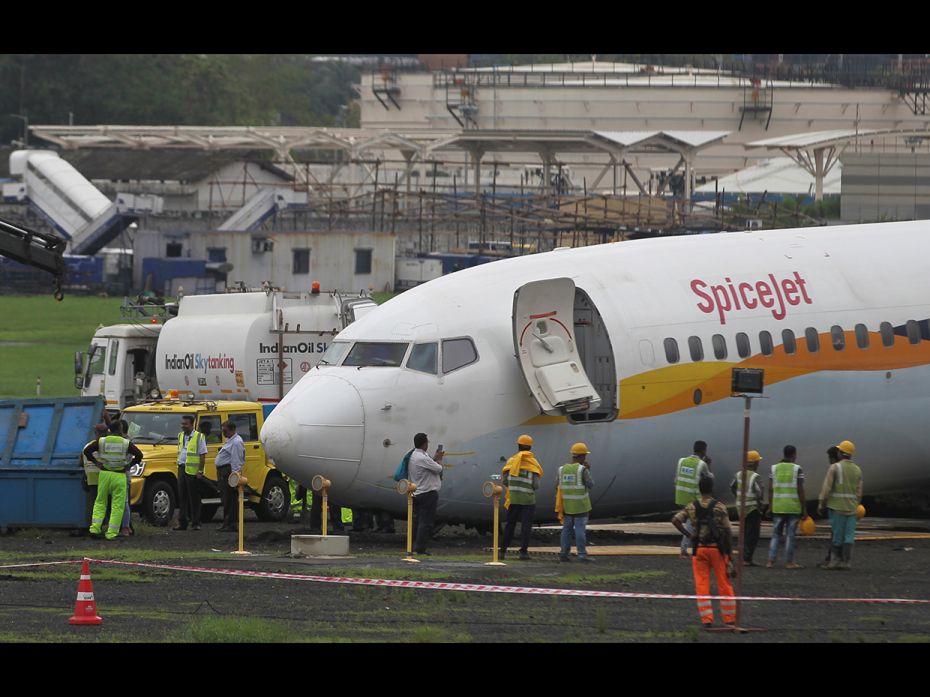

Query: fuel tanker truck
74,285,377,526
76,284,377,417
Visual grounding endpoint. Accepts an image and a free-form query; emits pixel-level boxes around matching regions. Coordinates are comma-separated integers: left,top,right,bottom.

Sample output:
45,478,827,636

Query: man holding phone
409,432,444,556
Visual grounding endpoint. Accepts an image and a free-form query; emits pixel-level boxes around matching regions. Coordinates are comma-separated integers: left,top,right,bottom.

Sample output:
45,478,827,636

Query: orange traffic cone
68,558,102,626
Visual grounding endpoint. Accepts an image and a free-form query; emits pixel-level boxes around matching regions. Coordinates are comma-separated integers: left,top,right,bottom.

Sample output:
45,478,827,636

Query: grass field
0,291,399,399
0,295,125,398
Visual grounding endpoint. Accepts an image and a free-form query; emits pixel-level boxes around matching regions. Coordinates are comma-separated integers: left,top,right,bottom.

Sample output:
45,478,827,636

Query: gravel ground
1,516,929,643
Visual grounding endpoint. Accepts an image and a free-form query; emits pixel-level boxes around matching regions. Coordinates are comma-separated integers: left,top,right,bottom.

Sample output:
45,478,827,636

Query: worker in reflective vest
818,440,863,570
500,434,543,561
729,449,766,566
555,443,594,562
674,440,712,557
83,421,143,540
767,444,806,569
78,423,110,535
175,414,208,531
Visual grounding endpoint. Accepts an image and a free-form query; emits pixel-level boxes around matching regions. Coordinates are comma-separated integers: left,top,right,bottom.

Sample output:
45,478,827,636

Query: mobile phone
437,444,444,452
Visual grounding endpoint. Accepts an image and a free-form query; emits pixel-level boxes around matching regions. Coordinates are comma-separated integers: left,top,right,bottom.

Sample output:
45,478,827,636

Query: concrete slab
539,520,930,540
291,534,350,557
496,545,681,557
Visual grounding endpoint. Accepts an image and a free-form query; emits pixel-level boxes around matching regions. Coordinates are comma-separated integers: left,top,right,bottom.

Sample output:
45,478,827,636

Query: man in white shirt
215,420,246,532
408,432,444,555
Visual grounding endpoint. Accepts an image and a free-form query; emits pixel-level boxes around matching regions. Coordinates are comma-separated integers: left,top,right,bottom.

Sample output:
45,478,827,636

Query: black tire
142,479,176,526
200,504,219,523
256,476,289,522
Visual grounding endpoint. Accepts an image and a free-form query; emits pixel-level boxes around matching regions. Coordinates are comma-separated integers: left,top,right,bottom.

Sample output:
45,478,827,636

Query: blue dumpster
0,396,105,530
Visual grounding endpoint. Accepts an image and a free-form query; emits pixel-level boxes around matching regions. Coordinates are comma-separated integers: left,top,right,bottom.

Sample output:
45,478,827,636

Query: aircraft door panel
572,288,618,422
513,278,601,416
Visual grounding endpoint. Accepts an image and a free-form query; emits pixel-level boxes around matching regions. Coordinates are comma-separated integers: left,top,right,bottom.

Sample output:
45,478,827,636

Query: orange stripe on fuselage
619,330,930,420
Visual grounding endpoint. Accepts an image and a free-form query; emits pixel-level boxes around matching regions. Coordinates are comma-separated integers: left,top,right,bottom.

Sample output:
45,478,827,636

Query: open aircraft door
513,278,601,415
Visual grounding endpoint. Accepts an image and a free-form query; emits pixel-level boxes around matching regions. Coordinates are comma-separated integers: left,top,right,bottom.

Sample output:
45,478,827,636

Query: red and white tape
1,557,926,606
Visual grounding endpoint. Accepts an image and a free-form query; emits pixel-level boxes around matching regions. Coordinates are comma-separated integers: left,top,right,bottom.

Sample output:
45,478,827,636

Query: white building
133,229,395,296
359,61,930,182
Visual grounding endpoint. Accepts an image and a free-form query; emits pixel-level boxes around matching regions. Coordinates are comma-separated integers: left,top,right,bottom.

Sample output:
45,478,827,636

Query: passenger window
407,343,438,375
108,340,120,376
712,334,727,360
880,322,895,347
854,324,870,349
87,345,106,377
782,329,796,355
664,338,680,364
759,331,773,356
906,320,921,345
442,338,478,373
688,336,704,362
831,326,846,351
227,413,258,441
735,332,751,358
197,415,222,444
805,327,820,353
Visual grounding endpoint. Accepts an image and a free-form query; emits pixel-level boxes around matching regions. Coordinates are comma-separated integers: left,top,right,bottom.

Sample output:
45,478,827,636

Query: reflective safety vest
675,455,707,506
558,462,591,515
826,460,862,513
178,431,206,475
97,435,130,472
771,462,802,514
505,465,537,506
82,439,101,485
734,470,761,514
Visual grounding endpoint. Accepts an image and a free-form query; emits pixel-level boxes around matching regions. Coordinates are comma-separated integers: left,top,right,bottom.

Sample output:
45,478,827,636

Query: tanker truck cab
121,399,289,526
75,323,162,416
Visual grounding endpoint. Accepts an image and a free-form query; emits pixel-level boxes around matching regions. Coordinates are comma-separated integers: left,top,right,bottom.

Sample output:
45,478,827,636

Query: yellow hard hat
837,440,855,455
747,450,762,463
517,434,534,446
856,504,866,519
799,516,816,536
570,442,591,456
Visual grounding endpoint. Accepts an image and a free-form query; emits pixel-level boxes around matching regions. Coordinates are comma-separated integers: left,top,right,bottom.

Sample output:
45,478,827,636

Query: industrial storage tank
155,289,365,414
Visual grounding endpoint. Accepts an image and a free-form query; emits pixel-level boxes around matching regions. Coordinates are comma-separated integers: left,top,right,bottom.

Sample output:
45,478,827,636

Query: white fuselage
261,220,930,523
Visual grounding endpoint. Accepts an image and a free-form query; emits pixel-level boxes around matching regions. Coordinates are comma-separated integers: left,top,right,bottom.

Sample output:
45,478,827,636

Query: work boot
821,545,842,569
838,544,853,570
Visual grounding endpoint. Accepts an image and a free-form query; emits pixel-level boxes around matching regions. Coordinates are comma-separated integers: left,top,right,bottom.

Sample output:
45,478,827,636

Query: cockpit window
406,343,438,375
343,342,409,367
442,338,478,374
318,341,351,366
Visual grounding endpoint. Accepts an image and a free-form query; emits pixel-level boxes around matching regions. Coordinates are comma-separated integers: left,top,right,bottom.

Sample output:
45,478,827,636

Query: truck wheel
143,480,176,526
200,504,219,523
256,476,289,522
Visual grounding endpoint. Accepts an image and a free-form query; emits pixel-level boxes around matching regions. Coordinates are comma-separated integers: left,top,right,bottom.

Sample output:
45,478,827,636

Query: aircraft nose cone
261,374,365,490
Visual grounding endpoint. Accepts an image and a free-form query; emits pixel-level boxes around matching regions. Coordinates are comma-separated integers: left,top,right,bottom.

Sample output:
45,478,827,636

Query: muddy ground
1,515,929,643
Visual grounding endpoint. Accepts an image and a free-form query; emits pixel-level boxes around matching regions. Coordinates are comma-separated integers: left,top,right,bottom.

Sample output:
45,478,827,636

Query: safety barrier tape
0,561,82,570
1,557,927,606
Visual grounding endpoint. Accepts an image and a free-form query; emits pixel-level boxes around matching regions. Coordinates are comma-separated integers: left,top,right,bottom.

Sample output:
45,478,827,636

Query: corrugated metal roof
4,148,293,184
595,130,730,148
748,129,877,149
695,157,842,195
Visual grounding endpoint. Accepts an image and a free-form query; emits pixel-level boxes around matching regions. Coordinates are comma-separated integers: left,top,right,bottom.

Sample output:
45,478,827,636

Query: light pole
730,367,765,633
9,114,28,147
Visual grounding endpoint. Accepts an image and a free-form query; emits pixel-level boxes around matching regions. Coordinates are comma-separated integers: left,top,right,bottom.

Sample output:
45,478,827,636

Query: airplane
260,219,930,524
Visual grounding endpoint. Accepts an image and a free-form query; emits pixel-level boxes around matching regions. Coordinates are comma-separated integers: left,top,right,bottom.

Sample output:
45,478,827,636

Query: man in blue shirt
215,420,246,532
